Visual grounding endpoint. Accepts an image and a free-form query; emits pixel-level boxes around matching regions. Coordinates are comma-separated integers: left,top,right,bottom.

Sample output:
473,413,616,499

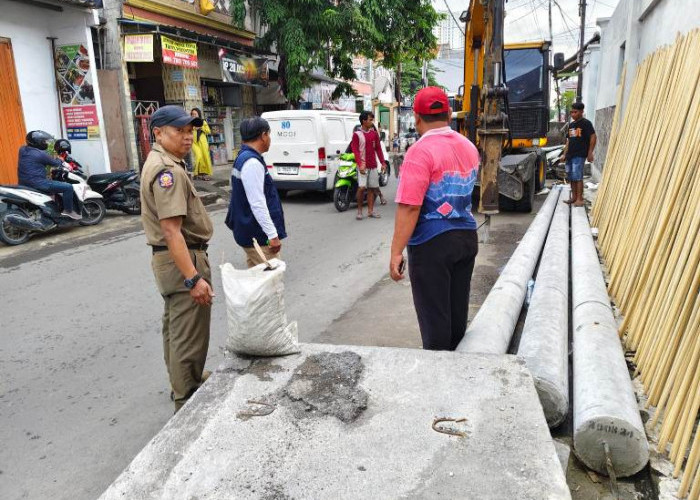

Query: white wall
581,44,600,124
0,1,110,174
595,0,700,113
594,1,630,110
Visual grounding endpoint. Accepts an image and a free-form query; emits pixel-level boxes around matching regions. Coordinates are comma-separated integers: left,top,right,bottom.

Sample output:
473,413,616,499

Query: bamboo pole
591,29,700,499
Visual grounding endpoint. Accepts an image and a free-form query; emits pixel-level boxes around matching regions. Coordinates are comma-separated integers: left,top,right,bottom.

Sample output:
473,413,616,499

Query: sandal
356,214,364,220
380,198,388,206
368,212,381,218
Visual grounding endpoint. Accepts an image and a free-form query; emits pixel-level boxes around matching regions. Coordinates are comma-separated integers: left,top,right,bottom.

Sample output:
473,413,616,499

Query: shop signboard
161,35,198,68
218,49,268,86
124,34,154,62
54,43,100,140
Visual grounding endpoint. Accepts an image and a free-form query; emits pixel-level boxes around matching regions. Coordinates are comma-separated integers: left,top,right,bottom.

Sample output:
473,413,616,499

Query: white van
261,110,390,193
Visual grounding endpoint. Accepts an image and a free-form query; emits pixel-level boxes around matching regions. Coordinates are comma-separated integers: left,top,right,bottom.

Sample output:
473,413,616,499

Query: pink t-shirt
395,127,480,245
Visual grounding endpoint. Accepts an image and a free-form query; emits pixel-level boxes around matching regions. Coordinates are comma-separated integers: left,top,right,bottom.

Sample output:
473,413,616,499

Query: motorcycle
0,165,106,246
57,146,140,215
333,153,390,212
333,153,359,212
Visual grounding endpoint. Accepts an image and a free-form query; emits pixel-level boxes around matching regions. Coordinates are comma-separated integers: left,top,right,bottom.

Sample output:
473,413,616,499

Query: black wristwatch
184,273,202,290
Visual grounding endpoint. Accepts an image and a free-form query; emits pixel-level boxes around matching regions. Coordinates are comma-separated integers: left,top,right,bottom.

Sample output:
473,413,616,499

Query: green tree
231,0,377,105
400,59,441,98
559,88,576,120
360,0,442,104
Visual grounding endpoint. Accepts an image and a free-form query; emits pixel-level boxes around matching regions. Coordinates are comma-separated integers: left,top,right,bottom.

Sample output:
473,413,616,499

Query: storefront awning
119,19,271,58
122,0,254,46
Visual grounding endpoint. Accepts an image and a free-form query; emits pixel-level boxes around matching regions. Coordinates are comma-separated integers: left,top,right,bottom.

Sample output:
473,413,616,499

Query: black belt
152,243,208,253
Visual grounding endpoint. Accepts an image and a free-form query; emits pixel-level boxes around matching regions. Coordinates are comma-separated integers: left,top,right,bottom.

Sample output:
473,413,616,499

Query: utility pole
576,0,587,101
548,0,553,42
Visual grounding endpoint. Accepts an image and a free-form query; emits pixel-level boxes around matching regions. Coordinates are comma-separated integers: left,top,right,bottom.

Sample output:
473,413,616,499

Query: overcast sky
433,0,620,59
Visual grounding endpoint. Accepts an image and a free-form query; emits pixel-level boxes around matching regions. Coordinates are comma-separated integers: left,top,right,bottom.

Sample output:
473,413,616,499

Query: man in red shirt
350,111,386,220
390,87,480,350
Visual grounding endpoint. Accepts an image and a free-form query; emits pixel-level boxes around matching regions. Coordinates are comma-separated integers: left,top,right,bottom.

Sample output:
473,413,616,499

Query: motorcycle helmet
26,130,53,151
54,138,72,155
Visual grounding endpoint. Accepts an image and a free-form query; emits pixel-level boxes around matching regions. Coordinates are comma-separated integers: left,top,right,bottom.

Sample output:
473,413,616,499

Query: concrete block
554,439,571,474
100,344,570,500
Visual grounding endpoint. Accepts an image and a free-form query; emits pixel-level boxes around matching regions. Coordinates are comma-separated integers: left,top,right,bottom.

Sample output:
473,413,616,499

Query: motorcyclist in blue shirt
18,131,82,220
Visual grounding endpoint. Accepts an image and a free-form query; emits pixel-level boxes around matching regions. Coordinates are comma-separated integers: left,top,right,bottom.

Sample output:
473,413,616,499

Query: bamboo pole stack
591,29,700,498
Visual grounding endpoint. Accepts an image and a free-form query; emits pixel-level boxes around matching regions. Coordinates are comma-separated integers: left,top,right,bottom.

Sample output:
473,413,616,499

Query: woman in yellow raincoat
190,108,213,180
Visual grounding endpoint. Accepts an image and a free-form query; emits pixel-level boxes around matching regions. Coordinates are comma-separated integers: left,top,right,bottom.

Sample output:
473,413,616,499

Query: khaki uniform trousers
151,249,211,412
243,245,282,268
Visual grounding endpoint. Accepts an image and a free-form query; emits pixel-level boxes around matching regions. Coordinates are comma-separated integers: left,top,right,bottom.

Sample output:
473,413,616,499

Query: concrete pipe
517,187,570,428
571,207,649,477
457,187,561,354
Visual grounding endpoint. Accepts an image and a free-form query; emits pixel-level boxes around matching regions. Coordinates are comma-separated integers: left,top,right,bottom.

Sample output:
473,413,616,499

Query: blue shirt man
17,141,81,219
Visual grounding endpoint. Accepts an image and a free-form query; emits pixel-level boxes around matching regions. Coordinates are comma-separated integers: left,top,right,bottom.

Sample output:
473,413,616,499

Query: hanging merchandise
200,0,215,16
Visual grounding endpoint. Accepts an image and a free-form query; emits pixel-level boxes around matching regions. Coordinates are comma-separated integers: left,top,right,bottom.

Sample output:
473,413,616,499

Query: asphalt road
0,184,404,500
0,179,550,500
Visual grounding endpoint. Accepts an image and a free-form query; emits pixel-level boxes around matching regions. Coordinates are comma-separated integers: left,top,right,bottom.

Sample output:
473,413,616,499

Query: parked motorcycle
333,153,358,212
55,139,141,215
0,165,106,246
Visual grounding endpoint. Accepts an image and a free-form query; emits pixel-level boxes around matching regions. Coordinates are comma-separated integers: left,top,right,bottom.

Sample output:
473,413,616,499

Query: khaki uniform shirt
140,144,213,246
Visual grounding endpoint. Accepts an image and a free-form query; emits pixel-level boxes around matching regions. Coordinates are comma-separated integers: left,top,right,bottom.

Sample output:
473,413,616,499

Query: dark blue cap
150,105,203,129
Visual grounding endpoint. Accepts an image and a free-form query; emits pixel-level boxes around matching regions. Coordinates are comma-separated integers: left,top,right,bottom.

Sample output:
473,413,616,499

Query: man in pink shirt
350,111,385,220
390,86,480,350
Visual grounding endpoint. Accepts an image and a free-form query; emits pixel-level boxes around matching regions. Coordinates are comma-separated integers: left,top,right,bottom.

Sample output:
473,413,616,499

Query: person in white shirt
225,117,287,267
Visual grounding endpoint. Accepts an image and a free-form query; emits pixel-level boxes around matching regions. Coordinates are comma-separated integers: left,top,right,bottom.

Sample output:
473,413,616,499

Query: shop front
119,0,266,166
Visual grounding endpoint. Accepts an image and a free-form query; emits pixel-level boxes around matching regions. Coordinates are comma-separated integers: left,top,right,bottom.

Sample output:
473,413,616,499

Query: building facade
590,0,700,175
433,11,464,50
0,0,110,183
99,0,268,169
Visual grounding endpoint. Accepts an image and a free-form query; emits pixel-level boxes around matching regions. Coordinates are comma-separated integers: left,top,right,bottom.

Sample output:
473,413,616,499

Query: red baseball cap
413,86,449,115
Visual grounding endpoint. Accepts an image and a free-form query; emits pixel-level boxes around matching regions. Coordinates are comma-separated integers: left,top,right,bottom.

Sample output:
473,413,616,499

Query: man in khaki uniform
140,105,215,412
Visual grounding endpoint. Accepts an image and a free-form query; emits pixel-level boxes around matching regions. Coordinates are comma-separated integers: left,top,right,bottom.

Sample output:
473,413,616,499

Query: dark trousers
32,180,75,213
408,229,478,350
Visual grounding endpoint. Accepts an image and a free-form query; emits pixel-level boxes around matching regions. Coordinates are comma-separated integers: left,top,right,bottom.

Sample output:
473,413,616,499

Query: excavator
455,0,564,215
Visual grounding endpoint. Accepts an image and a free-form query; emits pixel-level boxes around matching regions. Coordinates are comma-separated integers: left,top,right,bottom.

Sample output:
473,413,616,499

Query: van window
325,118,346,142
268,118,316,144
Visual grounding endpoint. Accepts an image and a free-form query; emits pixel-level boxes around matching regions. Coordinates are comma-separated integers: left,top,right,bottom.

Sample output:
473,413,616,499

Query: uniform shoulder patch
158,170,174,188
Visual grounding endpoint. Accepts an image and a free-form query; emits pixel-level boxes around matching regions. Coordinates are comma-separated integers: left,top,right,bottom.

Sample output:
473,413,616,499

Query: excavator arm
462,0,509,214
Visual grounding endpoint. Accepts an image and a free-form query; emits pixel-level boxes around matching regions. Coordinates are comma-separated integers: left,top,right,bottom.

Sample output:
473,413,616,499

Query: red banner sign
63,105,99,127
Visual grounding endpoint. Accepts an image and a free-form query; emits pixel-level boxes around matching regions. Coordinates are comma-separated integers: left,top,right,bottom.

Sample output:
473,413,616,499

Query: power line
552,0,580,44
442,0,466,37
529,0,544,40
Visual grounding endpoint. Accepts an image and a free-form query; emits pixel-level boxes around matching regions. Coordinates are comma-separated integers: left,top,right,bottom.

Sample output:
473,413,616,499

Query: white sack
221,259,300,356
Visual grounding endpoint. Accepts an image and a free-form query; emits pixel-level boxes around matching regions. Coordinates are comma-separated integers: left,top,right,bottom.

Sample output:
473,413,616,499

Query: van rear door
323,116,348,188
266,118,319,183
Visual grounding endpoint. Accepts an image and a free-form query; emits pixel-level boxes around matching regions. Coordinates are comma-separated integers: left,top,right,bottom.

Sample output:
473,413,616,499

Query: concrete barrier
457,187,560,354
99,344,571,499
571,207,649,477
518,187,570,428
